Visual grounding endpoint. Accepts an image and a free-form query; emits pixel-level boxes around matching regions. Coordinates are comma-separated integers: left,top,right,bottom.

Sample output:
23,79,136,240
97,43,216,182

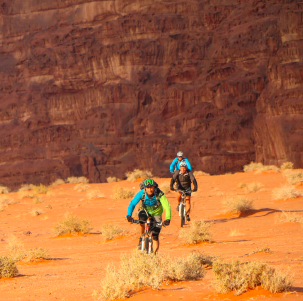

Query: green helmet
143,178,156,188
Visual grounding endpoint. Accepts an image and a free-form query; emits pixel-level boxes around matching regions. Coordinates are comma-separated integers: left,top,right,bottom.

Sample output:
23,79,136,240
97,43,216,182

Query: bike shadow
208,208,283,224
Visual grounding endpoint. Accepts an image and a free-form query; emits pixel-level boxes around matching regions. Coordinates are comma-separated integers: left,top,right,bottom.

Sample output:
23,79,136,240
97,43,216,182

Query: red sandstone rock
0,0,302,188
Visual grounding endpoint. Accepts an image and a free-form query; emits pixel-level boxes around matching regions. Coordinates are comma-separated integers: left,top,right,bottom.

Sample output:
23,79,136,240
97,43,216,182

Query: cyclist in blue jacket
170,151,192,173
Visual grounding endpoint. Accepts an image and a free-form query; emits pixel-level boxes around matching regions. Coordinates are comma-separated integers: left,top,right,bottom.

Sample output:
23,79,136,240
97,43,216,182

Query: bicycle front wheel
148,237,153,254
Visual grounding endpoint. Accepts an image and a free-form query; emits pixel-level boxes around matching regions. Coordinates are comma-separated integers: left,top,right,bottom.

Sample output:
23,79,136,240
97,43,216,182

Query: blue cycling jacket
169,157,192,172
126,189,171,220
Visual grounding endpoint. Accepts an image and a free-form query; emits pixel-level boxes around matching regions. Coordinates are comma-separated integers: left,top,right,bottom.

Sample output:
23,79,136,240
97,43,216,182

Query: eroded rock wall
0,0,302,187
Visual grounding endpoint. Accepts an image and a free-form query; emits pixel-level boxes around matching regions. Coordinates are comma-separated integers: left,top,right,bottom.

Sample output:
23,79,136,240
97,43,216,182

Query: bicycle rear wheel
180,203,185,227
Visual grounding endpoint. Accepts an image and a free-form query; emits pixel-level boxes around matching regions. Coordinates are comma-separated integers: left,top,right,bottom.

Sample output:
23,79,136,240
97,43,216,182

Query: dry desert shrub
101,224,125,241
25,248,50,262
0,256,18,278
111,186,135,199
50,179,65,187
18,184,34,192
18,191,36,199
6,235,26,262
0,196,17,211
272,185,303,200
248,247,271,255
67,176,89,184
31,209,43,216
223,196,254,214
179,220,212,244
238,182,247,189
283,170,303,185
0,201,6,211
261,266,293,293
244,162,280,173
229,228,243,237
53,214,92,236
33,184,49,194
106,177,121,183
213,260,292,295
87,190,105,199
193,170,210,176
247,182,263,193
125,169,153,182
160,181,171,194
280,162,294,170
34,196,44,204
74,183,90,192
276,211,303,223
0,186,10,194
94,251,209,300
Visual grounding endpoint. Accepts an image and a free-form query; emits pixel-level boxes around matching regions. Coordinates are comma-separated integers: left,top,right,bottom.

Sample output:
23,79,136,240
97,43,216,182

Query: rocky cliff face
0,0,302,187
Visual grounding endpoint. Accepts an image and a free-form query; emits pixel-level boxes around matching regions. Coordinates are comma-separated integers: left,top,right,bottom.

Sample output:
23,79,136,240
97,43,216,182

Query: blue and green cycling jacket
126,189,171,220
169,157,192,173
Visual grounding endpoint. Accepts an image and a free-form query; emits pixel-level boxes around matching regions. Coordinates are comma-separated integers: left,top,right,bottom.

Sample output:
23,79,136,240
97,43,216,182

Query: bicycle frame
133,218,163,253
176,189,191,227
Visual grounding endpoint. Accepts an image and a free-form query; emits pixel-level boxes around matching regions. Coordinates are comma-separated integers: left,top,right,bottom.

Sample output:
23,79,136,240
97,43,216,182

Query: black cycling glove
163,219,170,226
126,215,134,223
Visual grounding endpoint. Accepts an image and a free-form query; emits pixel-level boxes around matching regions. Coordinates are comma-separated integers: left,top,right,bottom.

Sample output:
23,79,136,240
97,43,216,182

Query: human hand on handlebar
126,215,134,223
163,219,170,226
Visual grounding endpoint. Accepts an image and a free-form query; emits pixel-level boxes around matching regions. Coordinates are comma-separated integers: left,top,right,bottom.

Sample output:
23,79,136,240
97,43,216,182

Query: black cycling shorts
137,209,162,241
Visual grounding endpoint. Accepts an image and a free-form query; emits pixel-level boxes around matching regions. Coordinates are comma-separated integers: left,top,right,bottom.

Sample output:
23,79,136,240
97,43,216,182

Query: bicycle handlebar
132,219,164,227
176,189,192,194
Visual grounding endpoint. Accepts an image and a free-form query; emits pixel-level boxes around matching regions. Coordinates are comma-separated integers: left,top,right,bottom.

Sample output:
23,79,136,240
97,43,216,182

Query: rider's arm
126,190,143,217
189,172,198,191
159,194,171,220
184,158,192,171
170,171,178,190
169,158,177,173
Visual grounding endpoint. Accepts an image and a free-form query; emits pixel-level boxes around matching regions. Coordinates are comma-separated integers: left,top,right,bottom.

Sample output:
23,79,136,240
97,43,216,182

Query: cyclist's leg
185,194,191,215
151,215,162,254
176,191,182,210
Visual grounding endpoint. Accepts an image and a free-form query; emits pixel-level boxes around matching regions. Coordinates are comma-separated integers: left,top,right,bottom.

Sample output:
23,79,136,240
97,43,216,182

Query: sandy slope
0,172,303,301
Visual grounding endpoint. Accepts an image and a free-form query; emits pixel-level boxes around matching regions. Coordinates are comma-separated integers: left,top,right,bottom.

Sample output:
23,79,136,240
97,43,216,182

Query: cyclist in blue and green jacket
126,179,171,254
170,151,192,173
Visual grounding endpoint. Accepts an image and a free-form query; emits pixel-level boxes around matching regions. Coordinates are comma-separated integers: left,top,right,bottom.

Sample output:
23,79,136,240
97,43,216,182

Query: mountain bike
133,218,163,254
176,189,191,227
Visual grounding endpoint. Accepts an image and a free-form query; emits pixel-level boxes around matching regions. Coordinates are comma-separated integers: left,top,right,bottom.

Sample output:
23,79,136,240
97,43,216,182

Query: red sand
0,172,303,300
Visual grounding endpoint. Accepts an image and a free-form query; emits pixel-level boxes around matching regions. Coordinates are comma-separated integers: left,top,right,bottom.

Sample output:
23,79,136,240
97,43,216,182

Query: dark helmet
143,178,156,188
